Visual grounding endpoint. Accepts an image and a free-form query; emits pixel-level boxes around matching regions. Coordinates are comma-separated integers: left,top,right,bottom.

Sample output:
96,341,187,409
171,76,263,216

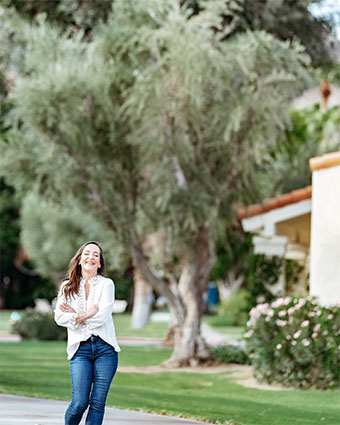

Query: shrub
12,309,66,341
244,296,340,389
210,289,249,327
210,344,250,365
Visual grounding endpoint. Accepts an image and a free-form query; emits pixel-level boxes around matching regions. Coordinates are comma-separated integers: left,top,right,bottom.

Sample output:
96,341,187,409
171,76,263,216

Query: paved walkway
0,395,208,425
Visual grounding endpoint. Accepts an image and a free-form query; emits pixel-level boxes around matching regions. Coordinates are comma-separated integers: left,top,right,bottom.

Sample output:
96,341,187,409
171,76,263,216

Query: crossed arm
59,303,98,325
55,280,114,330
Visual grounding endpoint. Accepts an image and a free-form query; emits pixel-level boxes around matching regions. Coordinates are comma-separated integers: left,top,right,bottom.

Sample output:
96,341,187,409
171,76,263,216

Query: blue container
206,282,218,306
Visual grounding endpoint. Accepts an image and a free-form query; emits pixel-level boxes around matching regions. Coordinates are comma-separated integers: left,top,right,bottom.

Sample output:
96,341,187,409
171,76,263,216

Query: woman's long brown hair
59,241,107,301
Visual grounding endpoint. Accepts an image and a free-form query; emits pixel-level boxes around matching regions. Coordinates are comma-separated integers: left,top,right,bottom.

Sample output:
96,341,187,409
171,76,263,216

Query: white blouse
54,275,121,359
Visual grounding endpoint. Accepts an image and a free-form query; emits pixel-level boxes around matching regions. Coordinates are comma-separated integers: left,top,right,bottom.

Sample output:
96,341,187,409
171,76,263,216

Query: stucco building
239,151,340,306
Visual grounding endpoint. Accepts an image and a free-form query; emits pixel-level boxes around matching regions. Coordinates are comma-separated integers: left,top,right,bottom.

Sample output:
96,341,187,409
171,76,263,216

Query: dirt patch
118,364,291,391
119,364,237,374
229,365,290,391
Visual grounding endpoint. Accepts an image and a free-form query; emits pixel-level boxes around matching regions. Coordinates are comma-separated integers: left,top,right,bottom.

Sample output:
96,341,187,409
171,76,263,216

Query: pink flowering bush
244,296,340,389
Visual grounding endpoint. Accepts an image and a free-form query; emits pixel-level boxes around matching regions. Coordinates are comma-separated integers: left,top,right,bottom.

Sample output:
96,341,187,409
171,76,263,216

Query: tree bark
162,308,177,347
217,268,244,300
131,267,153,329
132,225,216,367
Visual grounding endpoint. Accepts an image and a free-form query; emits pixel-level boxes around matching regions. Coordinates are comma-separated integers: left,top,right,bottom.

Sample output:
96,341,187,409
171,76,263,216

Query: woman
55,241,120,425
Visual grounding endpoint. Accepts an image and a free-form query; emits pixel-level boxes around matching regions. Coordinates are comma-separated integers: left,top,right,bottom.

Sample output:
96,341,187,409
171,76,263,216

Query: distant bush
210,344,249,365
12,309,66,341
209,289,249,327
244,296,340,389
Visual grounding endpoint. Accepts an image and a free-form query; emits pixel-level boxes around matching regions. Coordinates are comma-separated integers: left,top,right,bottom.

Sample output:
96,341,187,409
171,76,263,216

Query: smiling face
78,243,101,276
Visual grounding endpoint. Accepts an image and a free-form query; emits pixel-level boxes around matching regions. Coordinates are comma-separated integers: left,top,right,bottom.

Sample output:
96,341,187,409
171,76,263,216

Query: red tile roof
238,152,339,220
237,186,312,220
309,151,340,171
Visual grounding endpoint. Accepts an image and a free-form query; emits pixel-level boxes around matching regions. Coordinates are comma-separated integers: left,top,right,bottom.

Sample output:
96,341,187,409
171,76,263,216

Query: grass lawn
0,341,339,425
113,313,169,338
0,310,21,333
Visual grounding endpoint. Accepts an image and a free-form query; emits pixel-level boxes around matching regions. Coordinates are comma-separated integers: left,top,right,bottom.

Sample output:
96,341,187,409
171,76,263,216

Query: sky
309,0,340,39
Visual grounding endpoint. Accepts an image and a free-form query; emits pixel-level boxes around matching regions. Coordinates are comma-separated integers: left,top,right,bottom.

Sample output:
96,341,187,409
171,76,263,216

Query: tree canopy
0,0,313,365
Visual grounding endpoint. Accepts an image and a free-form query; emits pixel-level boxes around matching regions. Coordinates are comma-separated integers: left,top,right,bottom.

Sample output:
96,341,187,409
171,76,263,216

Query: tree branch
132,241,185,324
50,132,120,234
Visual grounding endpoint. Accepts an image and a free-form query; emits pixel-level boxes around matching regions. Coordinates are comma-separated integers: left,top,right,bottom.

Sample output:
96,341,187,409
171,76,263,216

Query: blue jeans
65,336,118,425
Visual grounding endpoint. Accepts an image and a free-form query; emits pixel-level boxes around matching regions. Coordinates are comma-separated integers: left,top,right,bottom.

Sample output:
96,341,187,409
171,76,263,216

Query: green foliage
0,180,57,309
187,0,339,67
1,0,311,253
210,224,250,282
112,273,133,302
246,254,284,308
312,65,340,86
3,0,113,32
285,259,305,294
0,0,337,293
211,223,305,318
0,180,20,272
210,343,250,364
211,250,304,328
19,191,133,301
211,289,249,326
0,1,312,361
245,296,340,389
211,104,338,318
257,104,340,198
239,0,338,67
119,4,310,239
12,309,67,341
1,274,56,310
20,191,127,283
246,254,304,309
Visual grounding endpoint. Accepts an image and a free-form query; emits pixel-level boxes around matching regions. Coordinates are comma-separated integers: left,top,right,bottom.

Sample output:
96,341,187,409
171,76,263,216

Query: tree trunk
159,284,211,366
216,267,244,301
163,292,209,367
162,309,177,347
163,236,215,367
132,225,216,367
131,267,153,329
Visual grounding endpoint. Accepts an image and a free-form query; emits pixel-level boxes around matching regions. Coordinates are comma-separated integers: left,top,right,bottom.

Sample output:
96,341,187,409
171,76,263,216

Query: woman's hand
60,302,98,325
87,304,99,318
60,303,76,313
60,303,87,325
75,312,88,325
74,305,99,325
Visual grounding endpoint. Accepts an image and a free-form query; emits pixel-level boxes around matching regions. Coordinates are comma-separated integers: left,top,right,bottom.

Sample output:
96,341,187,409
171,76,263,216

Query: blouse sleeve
54,283,80,331
86,279,115,330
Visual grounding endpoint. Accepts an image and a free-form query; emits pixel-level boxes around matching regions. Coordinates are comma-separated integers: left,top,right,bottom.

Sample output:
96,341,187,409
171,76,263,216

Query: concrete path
0,394,208,425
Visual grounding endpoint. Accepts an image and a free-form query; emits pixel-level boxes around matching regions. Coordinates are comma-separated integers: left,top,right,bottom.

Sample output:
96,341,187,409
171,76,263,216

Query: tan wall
276,214,310,247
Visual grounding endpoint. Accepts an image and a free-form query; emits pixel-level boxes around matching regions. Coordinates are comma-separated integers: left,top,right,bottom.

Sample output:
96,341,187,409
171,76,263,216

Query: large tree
2,0,113,32
187,0,340,66
5,0,339,66
1,0,310,366
19,192,127,280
